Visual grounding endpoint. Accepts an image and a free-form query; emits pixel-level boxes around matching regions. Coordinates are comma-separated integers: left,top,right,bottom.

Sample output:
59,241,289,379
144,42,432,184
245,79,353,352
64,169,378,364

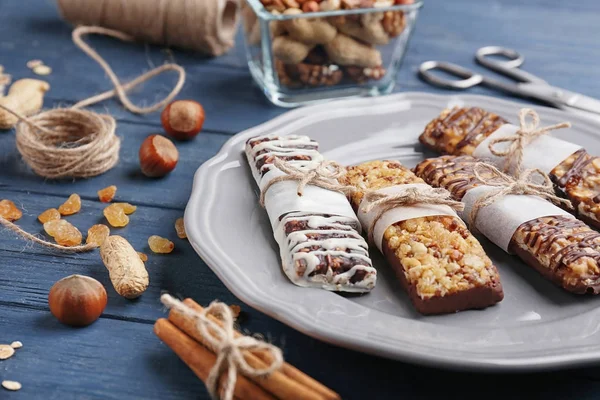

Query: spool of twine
56,0,241,56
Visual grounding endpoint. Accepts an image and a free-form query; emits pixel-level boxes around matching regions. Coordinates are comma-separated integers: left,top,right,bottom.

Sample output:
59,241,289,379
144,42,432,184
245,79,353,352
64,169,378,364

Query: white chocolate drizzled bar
245,134,376,292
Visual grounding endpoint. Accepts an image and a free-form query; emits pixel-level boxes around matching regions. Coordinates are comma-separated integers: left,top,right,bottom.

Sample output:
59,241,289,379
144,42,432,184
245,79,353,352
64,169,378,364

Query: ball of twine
14,108,120,179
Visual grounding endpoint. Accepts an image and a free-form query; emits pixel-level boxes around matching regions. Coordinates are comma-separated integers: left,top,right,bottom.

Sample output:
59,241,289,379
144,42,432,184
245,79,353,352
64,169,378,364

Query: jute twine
259,157,356,207
468,162,572,232
161,294,283,400
3,25,185,180
0,216,96,252
57,0,240,56
0,25,185,252
488,108,571,174
360,187,464,245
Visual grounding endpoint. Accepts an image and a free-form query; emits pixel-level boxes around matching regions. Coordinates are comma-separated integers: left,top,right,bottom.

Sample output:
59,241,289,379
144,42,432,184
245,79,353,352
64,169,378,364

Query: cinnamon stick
169,302,327,400
153,319,275,400
179,298,340,400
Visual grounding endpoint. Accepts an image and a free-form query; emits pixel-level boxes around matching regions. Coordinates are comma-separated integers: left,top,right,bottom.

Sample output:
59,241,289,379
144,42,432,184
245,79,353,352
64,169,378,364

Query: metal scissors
418,46,600,116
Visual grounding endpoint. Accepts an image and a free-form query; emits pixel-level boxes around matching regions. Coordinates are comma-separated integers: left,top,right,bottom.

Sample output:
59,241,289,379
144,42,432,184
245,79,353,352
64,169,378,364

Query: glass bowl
241,0,423,107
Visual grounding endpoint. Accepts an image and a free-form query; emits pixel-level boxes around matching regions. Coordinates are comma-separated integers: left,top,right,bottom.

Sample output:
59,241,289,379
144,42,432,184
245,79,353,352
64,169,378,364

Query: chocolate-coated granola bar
418,106,600,230
414,155,600,294
245,134,376,292
343,160,503,314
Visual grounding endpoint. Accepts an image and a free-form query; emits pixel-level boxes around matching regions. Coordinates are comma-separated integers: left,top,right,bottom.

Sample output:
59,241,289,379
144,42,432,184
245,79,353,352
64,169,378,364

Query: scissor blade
566,93,600,115
517,83,600,115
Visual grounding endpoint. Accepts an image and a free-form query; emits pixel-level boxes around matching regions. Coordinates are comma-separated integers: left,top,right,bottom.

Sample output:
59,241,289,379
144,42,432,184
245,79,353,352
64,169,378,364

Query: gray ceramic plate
185,92,600,372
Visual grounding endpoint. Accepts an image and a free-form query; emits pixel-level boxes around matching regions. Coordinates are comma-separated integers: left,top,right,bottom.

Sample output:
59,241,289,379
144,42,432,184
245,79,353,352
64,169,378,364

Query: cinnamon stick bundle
154,297,340,400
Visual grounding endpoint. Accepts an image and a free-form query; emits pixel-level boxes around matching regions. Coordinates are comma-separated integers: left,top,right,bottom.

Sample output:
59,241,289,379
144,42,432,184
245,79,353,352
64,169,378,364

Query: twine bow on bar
469,162,573,230
360,186,464,244
259,157,356,207
488,108,571,173
160,294,283,400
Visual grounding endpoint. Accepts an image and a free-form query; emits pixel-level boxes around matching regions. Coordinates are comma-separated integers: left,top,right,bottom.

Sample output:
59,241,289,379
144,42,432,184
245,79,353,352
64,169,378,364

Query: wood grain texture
2,0,600,398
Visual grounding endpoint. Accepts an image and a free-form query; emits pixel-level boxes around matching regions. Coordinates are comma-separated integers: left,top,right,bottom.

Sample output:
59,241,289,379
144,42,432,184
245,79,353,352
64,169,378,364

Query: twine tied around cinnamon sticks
469,162,572,231
161,294,283,400
488,108,571,174
259,157,356,207
360,187,464,245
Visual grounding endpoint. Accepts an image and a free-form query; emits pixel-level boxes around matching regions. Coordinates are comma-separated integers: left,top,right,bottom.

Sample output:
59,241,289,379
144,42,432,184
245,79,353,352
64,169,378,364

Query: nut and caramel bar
245,134,376,292
418,106,600,230
342,160,503,314
414,155,600,294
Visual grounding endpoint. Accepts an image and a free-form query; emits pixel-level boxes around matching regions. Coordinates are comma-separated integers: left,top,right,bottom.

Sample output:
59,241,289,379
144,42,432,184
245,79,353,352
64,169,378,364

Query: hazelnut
161,100,205,140
139,134,179,177
302,0,320,11
48,275,108,327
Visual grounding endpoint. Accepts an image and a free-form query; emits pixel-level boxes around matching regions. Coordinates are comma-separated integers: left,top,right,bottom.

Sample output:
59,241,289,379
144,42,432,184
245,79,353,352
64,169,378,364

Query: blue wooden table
2,0,600,398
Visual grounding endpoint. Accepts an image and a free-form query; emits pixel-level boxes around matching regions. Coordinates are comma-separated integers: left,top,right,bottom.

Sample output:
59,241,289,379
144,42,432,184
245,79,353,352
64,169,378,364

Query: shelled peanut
0,78,49,129
252,0,414,88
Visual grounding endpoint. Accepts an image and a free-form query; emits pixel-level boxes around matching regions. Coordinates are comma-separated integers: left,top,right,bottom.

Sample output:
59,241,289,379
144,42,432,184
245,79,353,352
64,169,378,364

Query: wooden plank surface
2,0,600,398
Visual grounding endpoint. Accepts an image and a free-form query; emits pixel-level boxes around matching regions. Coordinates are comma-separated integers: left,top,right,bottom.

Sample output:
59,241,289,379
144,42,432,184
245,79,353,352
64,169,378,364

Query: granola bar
245,134,376,292
342,160,503,314
414,155,600,294
418,106,600,230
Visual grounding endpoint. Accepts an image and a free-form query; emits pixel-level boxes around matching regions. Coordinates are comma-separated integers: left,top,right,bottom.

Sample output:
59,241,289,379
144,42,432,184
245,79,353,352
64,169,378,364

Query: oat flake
26,59,43,69
0,344,15,360
2,380,22,391
32,64,52,76
10,341,22,349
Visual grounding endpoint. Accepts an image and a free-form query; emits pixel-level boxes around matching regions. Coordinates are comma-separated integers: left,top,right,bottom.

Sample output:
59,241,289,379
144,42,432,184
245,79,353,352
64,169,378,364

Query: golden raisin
86,224,110,247
98,185,117,203
115,203,137,215
137,252,148,262
103,204,129,227
148,235,174,254
58,194,81,216
0,200,22,222
44,220,82,246
38,208,61,223
175,217,187,239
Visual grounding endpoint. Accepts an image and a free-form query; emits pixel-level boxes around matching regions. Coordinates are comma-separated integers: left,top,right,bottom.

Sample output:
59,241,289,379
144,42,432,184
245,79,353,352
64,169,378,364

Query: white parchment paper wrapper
472,124,582,174
460,185,574,253
357,184,459,252
260,168,359,231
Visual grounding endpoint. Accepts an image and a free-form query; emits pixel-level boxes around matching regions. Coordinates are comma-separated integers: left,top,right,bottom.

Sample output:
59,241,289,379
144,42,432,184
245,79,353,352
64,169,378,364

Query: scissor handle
475,46,547,84
418,61,483,90
475,46,524,69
